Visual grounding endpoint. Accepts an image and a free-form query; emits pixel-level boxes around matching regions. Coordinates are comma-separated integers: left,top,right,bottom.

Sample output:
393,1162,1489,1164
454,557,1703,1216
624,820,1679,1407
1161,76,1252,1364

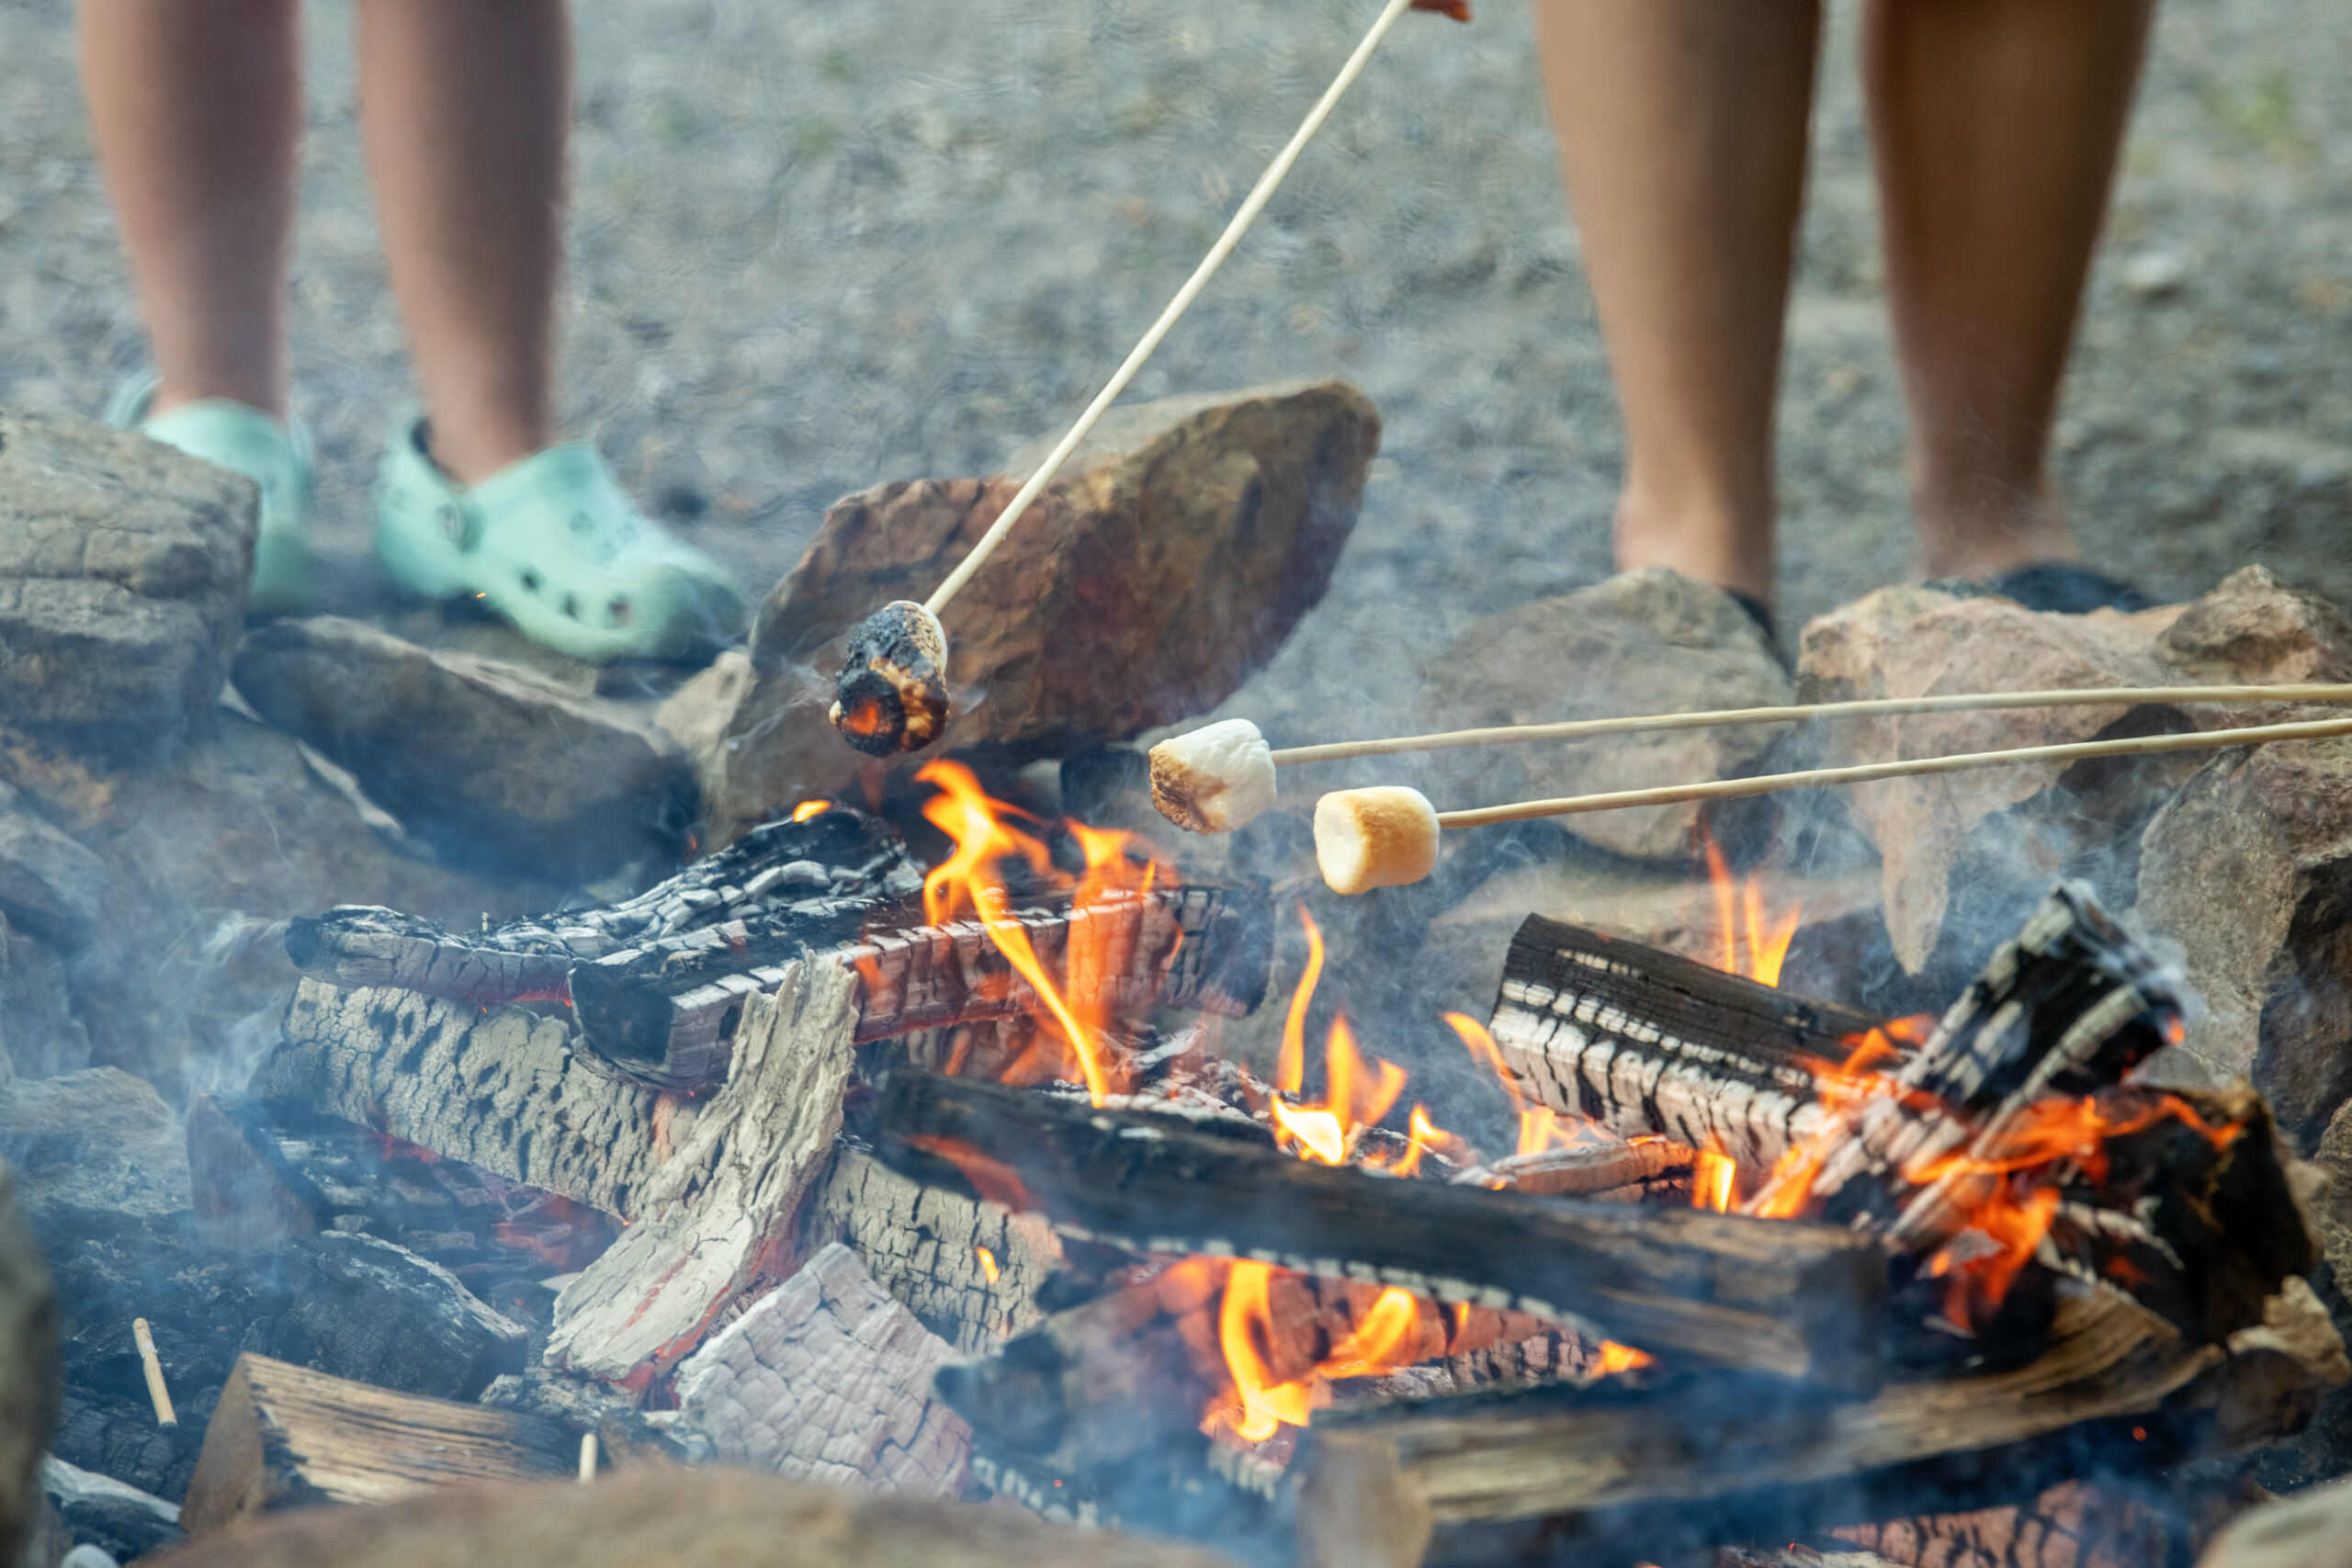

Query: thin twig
1271,683,2352,767
922,0,1419,616
1431,714,2352,829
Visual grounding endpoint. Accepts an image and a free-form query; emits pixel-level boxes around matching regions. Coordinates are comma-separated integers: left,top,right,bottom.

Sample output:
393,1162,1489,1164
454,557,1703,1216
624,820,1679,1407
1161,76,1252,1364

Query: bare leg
1533,0,1820,609
80,0,300,419
357,0,568,486
1865,0,2154,581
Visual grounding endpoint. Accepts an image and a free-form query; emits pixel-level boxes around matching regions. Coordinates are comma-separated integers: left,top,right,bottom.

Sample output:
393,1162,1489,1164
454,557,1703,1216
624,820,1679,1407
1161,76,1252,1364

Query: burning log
875,1071,1893,1390
1287,1280,2347,1568
1452,1139,1695,1201
179,1354,574,1534
673,1242,972,1496
1486,914,1884,1169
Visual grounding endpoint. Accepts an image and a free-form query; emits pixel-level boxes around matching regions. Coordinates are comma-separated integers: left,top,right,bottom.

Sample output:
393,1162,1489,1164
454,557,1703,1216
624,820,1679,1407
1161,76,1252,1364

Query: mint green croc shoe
376,411,746,661
108,374,313,614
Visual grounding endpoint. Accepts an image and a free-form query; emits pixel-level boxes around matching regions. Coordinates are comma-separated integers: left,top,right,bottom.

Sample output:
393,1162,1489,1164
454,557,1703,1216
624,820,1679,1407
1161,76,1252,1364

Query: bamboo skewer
1269,682,2352,767
922,0,1420,618
1430,713,2352,829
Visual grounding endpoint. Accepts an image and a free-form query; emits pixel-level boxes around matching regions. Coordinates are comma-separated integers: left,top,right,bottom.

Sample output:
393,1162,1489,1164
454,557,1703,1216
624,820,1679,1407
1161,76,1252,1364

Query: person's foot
107,374,313,615
375,410,746,661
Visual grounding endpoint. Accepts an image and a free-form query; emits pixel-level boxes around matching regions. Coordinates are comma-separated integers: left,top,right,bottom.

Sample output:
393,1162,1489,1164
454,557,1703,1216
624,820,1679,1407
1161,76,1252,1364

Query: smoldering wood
178,1353,574,1535
1824,1480,2190,1568
1293,1280,2347,1568
876,1071,1893,1391
283,807,918,1004
1486,913,1886,1170
187,1093,616,1272
544,962,860,1384
803,1145,1064,1353
673,1242,972,1496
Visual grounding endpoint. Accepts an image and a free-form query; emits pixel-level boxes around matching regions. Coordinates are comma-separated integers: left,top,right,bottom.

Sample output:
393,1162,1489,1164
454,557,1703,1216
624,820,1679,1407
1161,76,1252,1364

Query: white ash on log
875,1070,1894,1390
804,1146,1063,1354
179,1354,575,1535
1451,1140,1695,1202
1485,914,1885,1170
1289,1281,2348,1568
673,1241,972,1495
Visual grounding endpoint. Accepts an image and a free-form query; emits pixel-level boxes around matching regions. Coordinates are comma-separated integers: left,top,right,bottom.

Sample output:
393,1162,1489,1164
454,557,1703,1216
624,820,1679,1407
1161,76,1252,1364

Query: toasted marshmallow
1314,786,1440,895
1148,719,1277,834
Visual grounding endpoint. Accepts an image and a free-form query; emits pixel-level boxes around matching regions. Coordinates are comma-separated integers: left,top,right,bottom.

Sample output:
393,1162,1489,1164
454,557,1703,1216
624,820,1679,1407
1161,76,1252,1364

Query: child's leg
80,0,301,419
1864,0,2154,581
356,0,567,486
1532,0,1822,610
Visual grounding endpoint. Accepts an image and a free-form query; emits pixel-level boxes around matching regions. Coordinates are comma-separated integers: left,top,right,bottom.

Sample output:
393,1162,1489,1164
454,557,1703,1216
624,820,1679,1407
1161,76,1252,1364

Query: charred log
876,1071,1893,1390
1453,1140,1696,1202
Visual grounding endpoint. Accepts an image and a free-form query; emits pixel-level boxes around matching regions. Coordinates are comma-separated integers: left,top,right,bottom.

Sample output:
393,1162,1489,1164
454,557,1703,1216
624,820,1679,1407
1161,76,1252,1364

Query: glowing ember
975,1245,1001,1283
789,798,832,823
915,760,1172,1105
1595,1340,1655,1374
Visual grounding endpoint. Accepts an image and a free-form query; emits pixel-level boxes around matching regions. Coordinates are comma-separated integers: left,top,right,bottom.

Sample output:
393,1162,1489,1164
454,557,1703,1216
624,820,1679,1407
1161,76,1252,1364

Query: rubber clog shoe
107,374,313,614
375,411,745,661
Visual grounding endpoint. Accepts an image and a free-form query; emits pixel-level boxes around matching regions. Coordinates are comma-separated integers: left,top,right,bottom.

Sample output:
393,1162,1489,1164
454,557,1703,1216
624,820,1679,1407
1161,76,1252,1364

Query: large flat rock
232,615,697,881
0,408,255,764
0,1160,54,1567
696,379,1378,840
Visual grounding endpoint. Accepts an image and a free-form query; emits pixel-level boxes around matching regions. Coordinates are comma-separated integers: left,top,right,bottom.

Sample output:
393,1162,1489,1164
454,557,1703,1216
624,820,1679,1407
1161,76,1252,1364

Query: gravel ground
1,0,2348,736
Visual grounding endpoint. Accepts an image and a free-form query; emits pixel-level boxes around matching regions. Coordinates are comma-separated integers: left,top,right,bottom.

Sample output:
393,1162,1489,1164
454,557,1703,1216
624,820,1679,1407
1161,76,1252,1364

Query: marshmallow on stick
1148,719,1277,833
1315,786,1440,896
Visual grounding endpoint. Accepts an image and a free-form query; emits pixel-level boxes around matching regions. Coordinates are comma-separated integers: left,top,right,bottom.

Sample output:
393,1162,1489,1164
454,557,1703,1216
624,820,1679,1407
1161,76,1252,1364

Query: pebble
2119,246,2190,298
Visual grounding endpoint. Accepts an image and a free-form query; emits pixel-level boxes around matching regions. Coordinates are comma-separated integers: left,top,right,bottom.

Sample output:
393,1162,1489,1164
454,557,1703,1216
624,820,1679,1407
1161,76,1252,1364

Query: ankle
422,421,546,489
1611,489,1776,609
1910,467,2076,581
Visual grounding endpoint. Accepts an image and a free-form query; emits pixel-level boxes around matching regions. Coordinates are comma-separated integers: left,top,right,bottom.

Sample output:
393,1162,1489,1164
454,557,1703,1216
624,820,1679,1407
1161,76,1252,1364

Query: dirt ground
1,0,2348,741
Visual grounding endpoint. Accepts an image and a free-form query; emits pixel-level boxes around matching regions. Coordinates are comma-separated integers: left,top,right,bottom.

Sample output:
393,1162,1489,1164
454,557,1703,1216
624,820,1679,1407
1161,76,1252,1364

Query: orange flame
1211,1260,1425,1442
975,1245,1000,1283
1270,1013,1408,1166
1443,1011,1609,1157
1692,1140,1737,1213
1701,834,1802,987
1277,908,1327,1095
1596,1340,1656,1374
916,761,1171,1104
790,798,832,823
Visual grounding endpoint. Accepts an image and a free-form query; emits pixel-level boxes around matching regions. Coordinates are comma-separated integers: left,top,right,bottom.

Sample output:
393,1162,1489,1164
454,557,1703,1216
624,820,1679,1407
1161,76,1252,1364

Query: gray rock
1409,568,1791,863
2197,1475,2352,1568
0,785,101,952
232,615,696,880
0,1160,57,1567
2135,737,2352,1145
2312,1100,2352,1281
256,1232,528,1403
0,410,255,765
0,916,88,1081
0,1068,190,1221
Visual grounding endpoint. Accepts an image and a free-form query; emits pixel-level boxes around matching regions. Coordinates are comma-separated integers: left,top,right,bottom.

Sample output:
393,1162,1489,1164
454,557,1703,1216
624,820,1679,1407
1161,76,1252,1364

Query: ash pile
3,384,2352,1568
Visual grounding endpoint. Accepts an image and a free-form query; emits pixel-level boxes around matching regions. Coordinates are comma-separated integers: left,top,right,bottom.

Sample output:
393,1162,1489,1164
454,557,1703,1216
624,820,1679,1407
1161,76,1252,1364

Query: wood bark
673,1241,972,1496
1294,1280,2347,1568
875,1070,1893,1391
179,1354,573,1535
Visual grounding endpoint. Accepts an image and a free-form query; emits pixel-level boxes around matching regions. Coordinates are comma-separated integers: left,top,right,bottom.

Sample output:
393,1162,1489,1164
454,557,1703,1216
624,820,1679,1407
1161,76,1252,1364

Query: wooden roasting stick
1298,712,2352,892
829,0,1460,757
874,1068,1893,1392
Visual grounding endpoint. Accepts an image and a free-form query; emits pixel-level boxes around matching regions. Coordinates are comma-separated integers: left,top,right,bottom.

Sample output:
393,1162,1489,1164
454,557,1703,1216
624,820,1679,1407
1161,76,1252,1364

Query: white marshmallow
1314,786,1440,895
1148,719,1277,834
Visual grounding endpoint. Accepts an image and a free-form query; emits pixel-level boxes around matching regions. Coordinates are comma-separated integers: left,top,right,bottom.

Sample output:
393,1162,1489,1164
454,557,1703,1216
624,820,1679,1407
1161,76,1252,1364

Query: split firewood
1286,1280,2346,1568
1453,1139,1697,1202
673,1242,972,1497
179,1354,574,1535
876,1070,1894,1390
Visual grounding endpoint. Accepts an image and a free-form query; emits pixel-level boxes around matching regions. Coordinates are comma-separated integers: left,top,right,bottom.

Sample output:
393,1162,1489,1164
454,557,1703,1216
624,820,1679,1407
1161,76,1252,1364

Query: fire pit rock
0,407,255,766
0,1067,189,1223
1409,567,1791,863
232,615,697,881
0,912,90,1081
0,1159,57,1568
692,379,1380,841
